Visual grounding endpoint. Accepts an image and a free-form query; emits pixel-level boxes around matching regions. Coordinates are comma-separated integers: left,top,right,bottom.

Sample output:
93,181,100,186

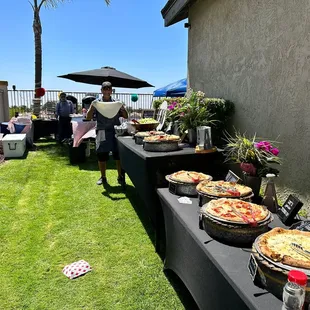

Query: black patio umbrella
58,66,154,88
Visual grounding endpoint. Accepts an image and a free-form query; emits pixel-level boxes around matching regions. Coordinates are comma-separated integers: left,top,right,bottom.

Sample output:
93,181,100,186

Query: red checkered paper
62,260,92,279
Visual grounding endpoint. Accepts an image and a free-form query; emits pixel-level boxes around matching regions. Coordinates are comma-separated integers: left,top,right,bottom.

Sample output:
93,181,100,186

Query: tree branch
38,0,46,11
28,0,35,11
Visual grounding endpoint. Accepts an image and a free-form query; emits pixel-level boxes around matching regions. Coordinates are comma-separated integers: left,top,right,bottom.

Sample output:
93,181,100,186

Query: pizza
197,180,252,198
257,227,310,269
135,131,164,137
169,170,212,184
144,134,180,142
204,198,269,225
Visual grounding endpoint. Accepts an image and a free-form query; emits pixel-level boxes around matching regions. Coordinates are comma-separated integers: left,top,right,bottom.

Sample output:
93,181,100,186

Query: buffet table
33,119,58,141
117,136,226,254
157,188,285,310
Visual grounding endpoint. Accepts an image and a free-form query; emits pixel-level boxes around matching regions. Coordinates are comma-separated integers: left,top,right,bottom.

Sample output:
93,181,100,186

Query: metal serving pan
165,175,213,197
252,236,310,302
143,140,180,152
200,211,272,246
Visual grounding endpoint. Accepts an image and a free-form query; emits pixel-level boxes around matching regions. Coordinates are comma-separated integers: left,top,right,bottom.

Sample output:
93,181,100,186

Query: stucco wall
188,0,310,210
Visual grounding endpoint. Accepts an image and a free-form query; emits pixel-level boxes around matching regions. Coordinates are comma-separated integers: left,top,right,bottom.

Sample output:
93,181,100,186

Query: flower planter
243,174,262,199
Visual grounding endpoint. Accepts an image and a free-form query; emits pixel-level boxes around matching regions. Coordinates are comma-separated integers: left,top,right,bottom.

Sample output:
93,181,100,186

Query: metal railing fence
8,90,157,117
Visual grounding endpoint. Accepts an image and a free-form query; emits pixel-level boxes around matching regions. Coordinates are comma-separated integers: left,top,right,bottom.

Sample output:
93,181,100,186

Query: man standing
86,81,128,186
55,92,74,142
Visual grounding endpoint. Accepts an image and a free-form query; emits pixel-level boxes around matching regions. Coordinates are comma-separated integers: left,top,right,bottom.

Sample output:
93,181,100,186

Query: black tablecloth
157,188,285,310
33,119,58,141
117,137,226,253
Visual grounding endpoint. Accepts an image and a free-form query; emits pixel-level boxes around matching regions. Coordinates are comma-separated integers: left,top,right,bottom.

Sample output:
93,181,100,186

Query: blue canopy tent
153,78,187,97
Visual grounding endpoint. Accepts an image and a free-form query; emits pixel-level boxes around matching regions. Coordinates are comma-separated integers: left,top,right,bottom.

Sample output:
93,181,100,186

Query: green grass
0,141,186,310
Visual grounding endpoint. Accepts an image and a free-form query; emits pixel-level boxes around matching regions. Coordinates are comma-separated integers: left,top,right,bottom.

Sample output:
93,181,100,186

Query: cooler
2,134,27,158
0,122,10,135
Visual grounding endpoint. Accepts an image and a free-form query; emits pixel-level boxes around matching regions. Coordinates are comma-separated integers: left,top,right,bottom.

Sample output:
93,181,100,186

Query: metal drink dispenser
197,126,213,150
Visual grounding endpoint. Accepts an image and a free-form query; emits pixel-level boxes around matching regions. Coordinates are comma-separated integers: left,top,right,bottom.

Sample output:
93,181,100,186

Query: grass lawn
0,140,193,310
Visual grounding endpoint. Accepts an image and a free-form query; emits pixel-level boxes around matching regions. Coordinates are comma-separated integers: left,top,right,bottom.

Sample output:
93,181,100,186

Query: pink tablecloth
71,120,96,147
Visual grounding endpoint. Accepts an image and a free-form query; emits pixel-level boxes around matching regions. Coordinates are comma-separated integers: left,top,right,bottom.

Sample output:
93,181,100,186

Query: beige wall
188,0,310,208
0,81,9,122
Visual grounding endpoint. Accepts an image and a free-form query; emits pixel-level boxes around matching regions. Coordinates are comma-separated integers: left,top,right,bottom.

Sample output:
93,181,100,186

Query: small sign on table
142,109,155,119
278,195,303,226
290,221,310,232
225,170,241,183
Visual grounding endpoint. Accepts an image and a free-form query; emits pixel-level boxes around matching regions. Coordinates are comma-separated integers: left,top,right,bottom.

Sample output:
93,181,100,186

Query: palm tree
29,0,111,98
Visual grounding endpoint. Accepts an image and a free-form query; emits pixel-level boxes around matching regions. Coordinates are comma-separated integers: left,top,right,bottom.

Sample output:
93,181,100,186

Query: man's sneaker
117,175,126,186
97,176,107,185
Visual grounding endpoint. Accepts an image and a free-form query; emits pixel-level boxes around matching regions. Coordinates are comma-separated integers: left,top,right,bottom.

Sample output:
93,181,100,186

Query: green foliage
156,91,235,139
152,97,187,110
224,131,282,177
0,141,184,309
9,106,32,118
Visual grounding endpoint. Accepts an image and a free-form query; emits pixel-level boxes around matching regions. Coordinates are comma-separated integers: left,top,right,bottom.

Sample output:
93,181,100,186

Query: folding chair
156,101,168,131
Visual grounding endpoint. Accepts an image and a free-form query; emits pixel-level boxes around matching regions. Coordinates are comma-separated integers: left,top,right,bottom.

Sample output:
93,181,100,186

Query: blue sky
0,0,188,94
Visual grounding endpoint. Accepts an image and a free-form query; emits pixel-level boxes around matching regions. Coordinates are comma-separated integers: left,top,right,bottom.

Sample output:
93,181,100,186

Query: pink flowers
167,101,178,110
255,141,279,156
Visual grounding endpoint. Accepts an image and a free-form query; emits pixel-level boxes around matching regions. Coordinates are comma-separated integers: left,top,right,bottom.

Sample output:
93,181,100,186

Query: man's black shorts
97,151,120,162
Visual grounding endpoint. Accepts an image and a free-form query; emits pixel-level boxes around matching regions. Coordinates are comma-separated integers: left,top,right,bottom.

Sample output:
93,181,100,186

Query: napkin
92,100,123,118
178,197,193,204
62,260,92,279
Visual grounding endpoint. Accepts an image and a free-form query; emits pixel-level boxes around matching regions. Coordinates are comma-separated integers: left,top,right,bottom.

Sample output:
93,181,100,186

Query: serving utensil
290,243,310,260
231,205,258,227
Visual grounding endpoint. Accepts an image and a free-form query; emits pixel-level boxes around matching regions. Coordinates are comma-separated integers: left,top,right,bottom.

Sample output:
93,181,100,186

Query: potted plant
224,131,281,198
168,90,214,144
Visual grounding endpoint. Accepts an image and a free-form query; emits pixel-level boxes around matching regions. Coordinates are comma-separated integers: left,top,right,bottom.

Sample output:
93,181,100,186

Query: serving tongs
187,172,200,183
214,184,240,196
290,243,310,260
230,205,258,227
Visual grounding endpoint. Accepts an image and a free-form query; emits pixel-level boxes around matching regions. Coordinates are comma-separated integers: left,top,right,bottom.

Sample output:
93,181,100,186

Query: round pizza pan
252,244,310,303
143,140,180,152
253,235,310,276
201,204,272,226
200,213,271,246
134,135,147,145
167,174,213,185
165,175,204,197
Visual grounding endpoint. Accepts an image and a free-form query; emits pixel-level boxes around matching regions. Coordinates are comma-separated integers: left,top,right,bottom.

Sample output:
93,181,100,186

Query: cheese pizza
169,170,212,184
197,180,252,198
257,227,310,269
204,198,269,225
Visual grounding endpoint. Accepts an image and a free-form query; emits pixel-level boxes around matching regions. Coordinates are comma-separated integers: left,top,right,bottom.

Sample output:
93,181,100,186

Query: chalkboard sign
142,109,155,119
225,170,241,183
290,221,310,232
278,195,303,226
248,254,258,281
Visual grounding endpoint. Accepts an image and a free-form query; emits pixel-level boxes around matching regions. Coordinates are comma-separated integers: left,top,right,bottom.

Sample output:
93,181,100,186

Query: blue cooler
14,123,26,133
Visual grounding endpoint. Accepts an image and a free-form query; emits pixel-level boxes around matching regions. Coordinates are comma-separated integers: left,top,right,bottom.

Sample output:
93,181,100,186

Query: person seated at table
56,92,74,142
86,81,128,186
